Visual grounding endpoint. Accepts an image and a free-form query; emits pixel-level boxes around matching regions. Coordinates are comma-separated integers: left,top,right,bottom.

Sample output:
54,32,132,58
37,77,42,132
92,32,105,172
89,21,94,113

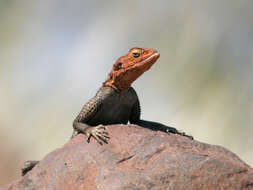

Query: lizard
22,47,193,176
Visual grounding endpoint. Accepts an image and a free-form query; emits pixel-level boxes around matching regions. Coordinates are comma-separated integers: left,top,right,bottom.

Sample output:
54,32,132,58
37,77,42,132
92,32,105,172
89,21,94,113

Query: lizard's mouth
144,52,160,63
135,52,160,71
122,51,160,85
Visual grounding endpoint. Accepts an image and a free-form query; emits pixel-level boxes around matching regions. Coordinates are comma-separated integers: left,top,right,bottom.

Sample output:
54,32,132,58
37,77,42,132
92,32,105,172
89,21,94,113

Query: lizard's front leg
73,121,110,145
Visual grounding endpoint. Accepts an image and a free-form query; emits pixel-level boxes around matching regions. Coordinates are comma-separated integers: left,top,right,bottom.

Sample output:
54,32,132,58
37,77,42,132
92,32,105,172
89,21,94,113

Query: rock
1,124,253,190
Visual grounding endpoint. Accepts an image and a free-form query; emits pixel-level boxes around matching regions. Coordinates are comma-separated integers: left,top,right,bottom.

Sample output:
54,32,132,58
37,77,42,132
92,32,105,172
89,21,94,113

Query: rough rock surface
1,124,253,190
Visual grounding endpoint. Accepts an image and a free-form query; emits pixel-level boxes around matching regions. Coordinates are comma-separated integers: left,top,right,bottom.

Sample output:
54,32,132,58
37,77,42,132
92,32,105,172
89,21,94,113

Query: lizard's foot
21,160,39,176
85,125,110,145
166,127,194,140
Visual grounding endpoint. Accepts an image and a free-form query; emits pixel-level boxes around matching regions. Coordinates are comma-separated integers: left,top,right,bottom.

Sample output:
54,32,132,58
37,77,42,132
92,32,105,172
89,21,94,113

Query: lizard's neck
97,85,120,99
103,78,129,92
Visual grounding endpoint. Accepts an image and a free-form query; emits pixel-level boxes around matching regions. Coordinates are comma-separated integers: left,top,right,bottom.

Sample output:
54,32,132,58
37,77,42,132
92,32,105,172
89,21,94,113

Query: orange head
104,47,160,91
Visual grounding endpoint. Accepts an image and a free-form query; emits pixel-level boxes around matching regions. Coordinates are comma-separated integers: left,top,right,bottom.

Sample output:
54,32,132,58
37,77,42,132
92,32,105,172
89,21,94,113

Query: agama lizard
71,47,193,144
22,47,192,175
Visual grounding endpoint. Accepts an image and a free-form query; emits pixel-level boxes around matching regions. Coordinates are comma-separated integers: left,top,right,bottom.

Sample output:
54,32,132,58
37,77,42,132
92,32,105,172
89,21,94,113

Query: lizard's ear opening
115,62,123,71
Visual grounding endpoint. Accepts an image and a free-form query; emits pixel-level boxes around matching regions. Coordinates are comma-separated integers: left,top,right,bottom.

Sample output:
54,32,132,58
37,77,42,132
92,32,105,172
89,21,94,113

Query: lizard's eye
116,63,122,70
132,52,140,58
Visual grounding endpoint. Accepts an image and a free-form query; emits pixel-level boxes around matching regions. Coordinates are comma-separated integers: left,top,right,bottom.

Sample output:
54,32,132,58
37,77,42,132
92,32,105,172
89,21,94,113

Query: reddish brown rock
1,124,253,190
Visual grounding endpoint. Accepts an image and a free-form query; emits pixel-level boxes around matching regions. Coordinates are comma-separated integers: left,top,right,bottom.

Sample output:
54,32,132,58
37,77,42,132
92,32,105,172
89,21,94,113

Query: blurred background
0,0,253,186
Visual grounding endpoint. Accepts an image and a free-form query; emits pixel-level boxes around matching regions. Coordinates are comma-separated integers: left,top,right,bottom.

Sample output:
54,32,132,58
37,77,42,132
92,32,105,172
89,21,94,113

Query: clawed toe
185,134,194,140
178,131,193,140
166,128,193,140
166,127,178,134
94,131,110,145
86,125,110,145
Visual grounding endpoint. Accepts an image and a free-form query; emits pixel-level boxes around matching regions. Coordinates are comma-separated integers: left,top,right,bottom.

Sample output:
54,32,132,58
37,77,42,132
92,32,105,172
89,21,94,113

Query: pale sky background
0,0,253,186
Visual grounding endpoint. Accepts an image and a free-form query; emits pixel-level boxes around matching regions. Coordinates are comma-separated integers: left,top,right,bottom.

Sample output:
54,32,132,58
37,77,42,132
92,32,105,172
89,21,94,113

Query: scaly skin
72,47,192,144
22,47,193,175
